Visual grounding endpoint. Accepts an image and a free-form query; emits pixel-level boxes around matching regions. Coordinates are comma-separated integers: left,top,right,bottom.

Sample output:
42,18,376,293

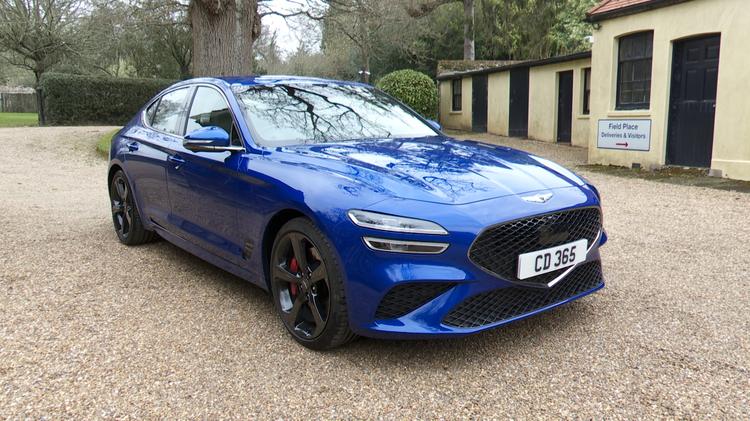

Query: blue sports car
108,76,606,349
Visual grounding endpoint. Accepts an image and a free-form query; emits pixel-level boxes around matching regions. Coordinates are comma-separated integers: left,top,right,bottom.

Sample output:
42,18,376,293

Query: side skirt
152,225,269,291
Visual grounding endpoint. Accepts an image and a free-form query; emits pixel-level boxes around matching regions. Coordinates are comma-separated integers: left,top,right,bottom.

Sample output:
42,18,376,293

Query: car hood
271,136,586,205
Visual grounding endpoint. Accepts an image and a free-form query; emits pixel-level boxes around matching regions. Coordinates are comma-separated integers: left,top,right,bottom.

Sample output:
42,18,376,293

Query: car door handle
127,141,139,151
168,155,186,167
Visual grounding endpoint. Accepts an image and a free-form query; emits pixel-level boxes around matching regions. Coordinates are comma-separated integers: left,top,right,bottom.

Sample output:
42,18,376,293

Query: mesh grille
443,261,603,328
375,282,457,320
469,207,601,286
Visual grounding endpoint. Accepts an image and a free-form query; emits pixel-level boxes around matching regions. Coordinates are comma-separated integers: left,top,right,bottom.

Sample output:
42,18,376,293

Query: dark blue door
166,149,246,265
125,87,191,227
166,86,247,265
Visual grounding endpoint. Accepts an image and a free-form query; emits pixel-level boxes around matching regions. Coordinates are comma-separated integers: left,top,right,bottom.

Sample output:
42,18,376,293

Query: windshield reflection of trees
243,83,552,202
238,84,429,144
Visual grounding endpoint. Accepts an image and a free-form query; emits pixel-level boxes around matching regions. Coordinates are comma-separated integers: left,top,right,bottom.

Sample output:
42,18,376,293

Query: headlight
363,237,449,254
347,210,448,235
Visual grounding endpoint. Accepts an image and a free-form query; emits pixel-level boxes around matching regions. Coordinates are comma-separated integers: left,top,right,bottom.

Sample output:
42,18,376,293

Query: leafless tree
190,0,414,81
132,0,192,78
0,0,82,123
258,1,408,84
318,1,385,84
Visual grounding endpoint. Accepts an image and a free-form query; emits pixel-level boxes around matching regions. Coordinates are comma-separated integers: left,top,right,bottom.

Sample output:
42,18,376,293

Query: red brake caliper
289,257,299,298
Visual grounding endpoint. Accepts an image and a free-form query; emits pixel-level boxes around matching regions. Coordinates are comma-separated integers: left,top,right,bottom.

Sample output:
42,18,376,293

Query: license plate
517,239,588,280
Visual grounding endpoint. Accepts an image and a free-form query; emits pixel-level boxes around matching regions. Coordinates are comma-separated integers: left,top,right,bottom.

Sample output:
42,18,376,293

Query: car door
165,85,247,265
123,87,191,227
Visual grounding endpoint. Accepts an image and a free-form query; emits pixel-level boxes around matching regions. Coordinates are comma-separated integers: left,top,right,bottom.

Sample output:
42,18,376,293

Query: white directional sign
597,119,651,151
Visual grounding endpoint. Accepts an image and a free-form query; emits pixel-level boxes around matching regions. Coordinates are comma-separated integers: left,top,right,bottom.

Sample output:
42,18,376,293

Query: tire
109,170,157,246
269,217,356,350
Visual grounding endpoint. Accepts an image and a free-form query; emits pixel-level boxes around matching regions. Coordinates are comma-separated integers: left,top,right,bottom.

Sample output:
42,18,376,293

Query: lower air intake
375,282,456,320
443,261,603,328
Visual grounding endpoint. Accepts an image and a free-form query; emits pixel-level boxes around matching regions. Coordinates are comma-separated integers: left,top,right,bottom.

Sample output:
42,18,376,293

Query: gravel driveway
1,127,748,418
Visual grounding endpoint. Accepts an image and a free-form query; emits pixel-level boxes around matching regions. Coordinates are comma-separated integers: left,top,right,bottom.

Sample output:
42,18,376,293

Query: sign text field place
597,119,651,151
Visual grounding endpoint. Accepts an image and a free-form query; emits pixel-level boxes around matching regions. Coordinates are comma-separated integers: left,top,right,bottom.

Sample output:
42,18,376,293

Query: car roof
170,75,372,90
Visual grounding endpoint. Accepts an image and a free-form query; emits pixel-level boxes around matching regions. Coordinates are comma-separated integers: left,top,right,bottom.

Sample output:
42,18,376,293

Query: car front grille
442,260,603,328
375,282,457,320
468,207,601,286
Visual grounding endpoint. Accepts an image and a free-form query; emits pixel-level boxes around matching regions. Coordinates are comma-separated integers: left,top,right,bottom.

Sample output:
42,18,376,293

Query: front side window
617,31,653,110
234,83,438,147
451,79,462,111
151,88,190,135
583,67,591,115
186,86,241,146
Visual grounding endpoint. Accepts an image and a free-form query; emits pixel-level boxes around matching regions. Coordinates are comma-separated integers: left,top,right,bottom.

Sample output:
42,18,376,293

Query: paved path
1,127,748,418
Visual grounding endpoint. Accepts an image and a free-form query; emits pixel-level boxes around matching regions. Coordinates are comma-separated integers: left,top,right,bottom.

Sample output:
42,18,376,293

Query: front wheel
270,218,356,350
109,170,156,245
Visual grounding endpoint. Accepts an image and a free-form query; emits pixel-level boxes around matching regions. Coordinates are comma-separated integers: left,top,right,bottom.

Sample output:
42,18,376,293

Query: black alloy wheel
270,218,355,349
109,170,156,245
273,232,330,338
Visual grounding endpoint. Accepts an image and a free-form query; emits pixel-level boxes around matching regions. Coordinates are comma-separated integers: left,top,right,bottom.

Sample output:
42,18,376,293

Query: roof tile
589,0,659,16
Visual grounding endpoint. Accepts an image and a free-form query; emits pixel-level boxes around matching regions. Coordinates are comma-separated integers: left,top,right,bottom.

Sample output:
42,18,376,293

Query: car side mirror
183,126,242,152
426,119,442,131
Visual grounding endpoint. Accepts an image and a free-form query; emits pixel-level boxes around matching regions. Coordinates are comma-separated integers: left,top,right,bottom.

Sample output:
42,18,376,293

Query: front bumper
331,187,606,339
347,244,604,339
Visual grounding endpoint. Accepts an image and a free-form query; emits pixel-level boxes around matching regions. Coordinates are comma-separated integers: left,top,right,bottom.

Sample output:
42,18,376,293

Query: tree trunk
35,88,45,126
189,0,261,76
361,51,371,84
463,0,475,60
33,71,45,126
179,63,192,80
359,9,371,84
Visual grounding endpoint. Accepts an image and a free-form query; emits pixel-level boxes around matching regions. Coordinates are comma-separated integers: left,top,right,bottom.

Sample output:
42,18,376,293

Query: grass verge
580,164,750,193
96,128,121,158
0,112,38,127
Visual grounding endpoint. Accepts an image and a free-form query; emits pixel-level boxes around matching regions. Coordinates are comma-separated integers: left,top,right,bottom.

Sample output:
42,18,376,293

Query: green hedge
40,73,175,125
376,69,438,120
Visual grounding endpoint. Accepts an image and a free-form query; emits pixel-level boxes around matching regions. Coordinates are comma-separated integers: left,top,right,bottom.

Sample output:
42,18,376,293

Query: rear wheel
270,218,355,350
109,170,156,245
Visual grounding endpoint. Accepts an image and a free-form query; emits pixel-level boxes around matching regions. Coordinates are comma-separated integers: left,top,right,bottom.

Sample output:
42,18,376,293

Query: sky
262,0,320,56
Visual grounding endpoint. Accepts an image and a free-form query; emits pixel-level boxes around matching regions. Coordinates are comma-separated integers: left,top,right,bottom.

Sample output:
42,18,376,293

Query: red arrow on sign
616,142,629,147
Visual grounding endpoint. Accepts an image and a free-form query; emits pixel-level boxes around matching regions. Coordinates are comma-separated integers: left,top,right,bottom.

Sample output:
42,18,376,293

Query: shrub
40,73,175,126
376,69,438,120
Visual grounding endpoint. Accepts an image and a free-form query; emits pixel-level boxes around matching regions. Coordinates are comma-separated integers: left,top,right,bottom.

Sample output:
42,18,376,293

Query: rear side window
151,88,189,135
144,101,158,125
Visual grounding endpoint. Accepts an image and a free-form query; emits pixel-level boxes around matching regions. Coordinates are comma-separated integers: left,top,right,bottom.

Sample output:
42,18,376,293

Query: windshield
234,83,438,147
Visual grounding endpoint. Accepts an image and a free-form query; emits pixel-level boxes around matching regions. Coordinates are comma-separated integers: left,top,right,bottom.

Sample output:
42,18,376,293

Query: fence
0,93,38,113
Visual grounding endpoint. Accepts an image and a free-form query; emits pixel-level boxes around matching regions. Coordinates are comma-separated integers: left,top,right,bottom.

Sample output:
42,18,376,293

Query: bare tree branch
404,0,455,18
